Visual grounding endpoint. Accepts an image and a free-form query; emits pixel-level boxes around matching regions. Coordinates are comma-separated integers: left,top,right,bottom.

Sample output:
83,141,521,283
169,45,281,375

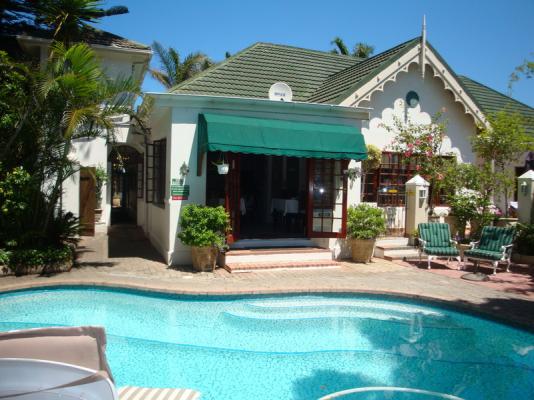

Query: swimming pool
0,287,533,399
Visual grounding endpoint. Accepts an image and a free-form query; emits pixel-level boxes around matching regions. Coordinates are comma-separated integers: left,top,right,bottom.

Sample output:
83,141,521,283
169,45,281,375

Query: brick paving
1,225,534,330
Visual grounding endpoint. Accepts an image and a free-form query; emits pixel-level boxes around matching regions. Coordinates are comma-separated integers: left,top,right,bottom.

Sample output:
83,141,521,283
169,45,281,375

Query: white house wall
164,102,365,265
349,64,479,229
62,136,110,223
359,64,477,163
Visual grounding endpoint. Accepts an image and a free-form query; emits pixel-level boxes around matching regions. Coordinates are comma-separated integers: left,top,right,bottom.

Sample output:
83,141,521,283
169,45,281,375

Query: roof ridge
309,36,420,103
325,36,421,82
459,75,534,111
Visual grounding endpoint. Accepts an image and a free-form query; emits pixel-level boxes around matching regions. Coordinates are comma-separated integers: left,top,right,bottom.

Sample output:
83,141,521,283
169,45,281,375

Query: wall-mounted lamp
419,188,427,199
521,181,528,195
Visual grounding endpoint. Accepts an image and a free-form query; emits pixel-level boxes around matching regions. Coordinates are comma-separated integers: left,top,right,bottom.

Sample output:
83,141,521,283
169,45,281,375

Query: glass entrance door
307,159,348,238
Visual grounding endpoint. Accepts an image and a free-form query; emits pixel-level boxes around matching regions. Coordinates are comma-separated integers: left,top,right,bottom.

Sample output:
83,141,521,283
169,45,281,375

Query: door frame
79,166,96,236
306,159,348,238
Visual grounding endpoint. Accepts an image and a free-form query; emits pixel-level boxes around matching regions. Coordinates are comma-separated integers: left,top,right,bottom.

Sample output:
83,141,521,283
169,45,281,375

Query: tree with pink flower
382,113,454,214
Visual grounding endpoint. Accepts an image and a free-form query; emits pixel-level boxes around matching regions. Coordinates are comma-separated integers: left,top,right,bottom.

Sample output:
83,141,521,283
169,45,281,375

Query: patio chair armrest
501,244,514,257
418,238,427,249
469,241,480,250
450,239,458,246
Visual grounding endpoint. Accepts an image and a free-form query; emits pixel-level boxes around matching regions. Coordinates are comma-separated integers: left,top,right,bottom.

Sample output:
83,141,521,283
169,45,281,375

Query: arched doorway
109,145,143,225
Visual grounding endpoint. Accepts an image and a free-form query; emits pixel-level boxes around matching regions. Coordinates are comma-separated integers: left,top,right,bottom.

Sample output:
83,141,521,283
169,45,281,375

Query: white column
405,175,429,244
518,170,534,224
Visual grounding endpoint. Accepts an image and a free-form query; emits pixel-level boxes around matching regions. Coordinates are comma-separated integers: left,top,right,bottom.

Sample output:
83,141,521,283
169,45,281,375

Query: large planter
350,238,376,263
191,246,218,272
512,253,534,265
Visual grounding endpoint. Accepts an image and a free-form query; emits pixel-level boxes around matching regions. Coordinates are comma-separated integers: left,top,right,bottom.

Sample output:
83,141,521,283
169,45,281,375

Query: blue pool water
1,288,533,400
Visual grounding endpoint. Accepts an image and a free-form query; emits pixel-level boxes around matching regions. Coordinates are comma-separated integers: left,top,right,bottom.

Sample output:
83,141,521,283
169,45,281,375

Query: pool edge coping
1,280,534,333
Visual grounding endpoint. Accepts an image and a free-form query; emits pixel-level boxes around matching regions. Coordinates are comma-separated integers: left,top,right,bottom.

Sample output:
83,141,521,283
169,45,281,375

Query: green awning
198,113,367,160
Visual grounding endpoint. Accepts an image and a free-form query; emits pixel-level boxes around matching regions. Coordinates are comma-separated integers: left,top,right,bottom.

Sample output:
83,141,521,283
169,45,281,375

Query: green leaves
515,224,534,256
177,205,230,247
150,41,213,89
346,204,386,240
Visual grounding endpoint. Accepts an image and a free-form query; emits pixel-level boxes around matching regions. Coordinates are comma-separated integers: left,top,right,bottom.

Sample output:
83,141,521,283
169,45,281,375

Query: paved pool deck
1,225,534,331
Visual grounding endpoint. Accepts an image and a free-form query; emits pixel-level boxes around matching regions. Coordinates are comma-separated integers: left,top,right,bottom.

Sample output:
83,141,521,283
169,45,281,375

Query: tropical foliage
150,41,213,89
514,223,534,256
346,203,386,240
471,111,532,216
0,43,139,261
1,0,129,45
330,37,374,59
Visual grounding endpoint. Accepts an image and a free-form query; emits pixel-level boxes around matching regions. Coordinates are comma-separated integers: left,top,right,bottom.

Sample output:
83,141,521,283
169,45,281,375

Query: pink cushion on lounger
0,326,114,381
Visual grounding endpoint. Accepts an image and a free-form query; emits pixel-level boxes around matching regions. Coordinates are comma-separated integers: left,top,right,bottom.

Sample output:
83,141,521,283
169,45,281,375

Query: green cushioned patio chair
464,226,515,274
418,223,461,270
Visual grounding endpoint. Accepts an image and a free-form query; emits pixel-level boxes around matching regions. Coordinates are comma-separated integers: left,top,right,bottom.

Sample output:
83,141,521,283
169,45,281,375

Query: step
375,243,417,259
224,260,341,273
225,247,333,264
382,249,421,261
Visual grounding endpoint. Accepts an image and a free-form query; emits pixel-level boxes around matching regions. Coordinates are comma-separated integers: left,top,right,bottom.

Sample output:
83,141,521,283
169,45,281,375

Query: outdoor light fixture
419,188,427,199
521,181,528,195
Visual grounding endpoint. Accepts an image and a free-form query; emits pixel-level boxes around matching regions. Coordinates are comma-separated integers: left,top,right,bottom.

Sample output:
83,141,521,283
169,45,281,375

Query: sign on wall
171,178,190,200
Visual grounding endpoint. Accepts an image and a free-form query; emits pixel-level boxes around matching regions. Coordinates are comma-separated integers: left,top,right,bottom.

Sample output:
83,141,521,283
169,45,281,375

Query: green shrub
347,203,386,240
0,249,10,266
9,244,73,267
177,205,230,247
515,224,534,256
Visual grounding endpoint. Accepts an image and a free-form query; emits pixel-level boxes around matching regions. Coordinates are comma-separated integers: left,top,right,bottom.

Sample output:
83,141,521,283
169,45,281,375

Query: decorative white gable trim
339,44,487,126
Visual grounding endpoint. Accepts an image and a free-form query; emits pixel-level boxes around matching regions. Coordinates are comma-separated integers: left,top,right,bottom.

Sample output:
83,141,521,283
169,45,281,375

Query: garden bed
0,244,75,276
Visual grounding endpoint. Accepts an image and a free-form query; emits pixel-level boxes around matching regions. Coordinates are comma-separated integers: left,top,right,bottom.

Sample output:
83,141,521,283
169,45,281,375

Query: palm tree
35,0,129,45
38,41,139,230
150,41,213,89
330,37,374,59
330,37,350,55
353,42,374,59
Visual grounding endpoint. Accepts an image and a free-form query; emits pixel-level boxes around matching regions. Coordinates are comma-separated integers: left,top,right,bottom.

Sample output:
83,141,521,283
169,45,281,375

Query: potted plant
346,203,386,263
512,223,534,265
177,204,230,271
93,166,108,222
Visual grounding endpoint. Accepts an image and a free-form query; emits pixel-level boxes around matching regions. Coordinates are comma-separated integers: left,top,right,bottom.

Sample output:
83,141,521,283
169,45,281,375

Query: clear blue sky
96,0,534,106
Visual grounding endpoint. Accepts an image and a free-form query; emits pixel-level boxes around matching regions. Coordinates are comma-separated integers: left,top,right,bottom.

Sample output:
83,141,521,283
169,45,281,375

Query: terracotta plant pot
191,246,218,272
512,253,534,265
351,238,376,263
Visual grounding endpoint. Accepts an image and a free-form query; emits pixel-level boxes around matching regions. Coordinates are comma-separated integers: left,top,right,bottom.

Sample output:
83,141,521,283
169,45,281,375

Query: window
146,139,166,206
362,152,450,207
362,152,416,206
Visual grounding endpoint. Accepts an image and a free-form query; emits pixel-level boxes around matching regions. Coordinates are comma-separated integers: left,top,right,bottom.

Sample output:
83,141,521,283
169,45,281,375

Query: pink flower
415,165,421,171
426,150,433,157
405,151,413,158
407,143,414,149
437,173,444,181
415,139,421,146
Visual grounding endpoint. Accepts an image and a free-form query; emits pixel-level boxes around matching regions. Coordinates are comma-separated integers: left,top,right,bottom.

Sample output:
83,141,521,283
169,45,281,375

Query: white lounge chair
0,326,200,400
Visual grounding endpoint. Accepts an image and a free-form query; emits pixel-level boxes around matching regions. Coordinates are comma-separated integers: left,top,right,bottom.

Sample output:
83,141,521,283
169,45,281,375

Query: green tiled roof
458,76,534,136
171,42,360,101
308,37,420,104
170,38,534,135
